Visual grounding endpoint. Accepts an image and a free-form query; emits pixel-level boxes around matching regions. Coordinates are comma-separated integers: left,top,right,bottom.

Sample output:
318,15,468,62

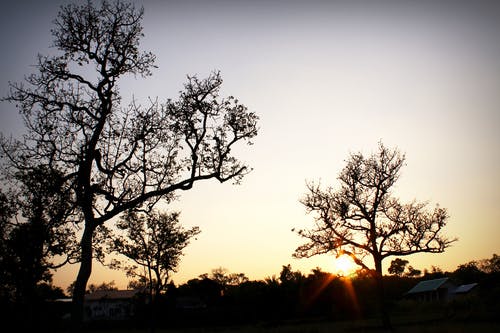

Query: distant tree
423,265,446,279
388,258,409,276
127,277,148,290
180,276,222,306
307,267,331,280
388,258,421,277
66,279,117,296
87,280,118,293
228,272,250,286
405,265,421,277
293,142,455,328
35,282,66,300
279,264,304,285
353,268,374,279
110,210,200,300
452,262,484,284
200,267,249,293
264,275,280,288
207,267,231,288
477,254,500,274
1,0,258,324
110,210,199,333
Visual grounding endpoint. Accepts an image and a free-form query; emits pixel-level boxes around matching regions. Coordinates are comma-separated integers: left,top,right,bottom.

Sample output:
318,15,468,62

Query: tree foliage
200,267,250,289
87,280,118,293
110,210,200,298
1,0,257,323
294,142,455,268
293,142,455,327
0,191,15,300
406,265,421,277
0,166,77,303
477,253,500,274
279,264,304,285
388,258,409,276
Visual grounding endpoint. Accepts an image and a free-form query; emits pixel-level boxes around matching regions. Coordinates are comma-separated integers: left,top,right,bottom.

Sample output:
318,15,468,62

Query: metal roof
454,283,478,294
85,289,140,301
406,278,450,294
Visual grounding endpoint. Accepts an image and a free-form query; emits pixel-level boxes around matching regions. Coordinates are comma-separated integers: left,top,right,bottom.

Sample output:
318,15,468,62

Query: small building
405,278,479,302
453,282,478,296
84,289,142,321
405,278,456,302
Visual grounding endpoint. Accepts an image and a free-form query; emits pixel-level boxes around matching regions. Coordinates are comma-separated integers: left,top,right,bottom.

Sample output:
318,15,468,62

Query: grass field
84,296,500,333
89,316,500,333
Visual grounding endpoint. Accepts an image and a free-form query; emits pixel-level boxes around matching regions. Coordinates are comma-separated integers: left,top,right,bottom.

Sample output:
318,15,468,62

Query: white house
84,289,142,321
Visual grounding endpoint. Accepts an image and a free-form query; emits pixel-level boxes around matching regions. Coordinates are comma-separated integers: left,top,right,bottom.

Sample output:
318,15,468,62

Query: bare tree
1,1,258,324
293,142,455,328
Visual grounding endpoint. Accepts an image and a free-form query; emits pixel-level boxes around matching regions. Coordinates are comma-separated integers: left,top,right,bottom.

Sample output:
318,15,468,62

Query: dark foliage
2,257,500,331
293,142,456,328
1,0,258,325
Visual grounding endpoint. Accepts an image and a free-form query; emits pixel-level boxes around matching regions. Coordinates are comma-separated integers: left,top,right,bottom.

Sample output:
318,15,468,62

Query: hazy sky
1,0,499,291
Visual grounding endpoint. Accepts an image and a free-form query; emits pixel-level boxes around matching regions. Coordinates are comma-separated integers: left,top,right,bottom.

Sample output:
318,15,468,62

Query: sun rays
334,255,358,277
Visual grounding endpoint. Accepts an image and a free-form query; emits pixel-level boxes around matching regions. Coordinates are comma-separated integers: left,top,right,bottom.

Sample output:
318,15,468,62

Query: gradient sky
1,0,499,291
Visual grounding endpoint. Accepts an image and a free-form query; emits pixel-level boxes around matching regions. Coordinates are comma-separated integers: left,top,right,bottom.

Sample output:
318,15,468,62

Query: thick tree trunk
71,224,95,328
374,258,392,330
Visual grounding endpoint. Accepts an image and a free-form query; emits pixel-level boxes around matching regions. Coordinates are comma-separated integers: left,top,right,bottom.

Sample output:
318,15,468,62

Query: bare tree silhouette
294,142,455,328
1,1,258,325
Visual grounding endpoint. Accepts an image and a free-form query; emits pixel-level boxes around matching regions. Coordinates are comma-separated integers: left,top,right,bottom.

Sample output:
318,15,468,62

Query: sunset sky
1,0,499,291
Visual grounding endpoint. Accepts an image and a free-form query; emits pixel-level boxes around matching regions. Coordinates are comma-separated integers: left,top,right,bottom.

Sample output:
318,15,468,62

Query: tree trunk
71,223,95,328
374,258,392,330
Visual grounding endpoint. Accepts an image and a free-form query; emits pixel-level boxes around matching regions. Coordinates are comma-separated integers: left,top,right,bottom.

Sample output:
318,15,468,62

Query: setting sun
2,1,500,324
334,255,357,276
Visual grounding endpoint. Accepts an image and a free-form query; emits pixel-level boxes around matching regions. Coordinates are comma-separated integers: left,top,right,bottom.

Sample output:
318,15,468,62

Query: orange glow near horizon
1,0,500,293
341,276,361,318
303,272,336,309
334,255,358,277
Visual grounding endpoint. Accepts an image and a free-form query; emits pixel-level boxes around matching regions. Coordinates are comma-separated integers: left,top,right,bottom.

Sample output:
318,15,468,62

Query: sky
1,0,499,291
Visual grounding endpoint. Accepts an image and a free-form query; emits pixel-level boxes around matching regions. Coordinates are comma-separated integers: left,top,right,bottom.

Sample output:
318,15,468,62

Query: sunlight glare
335,255,357,276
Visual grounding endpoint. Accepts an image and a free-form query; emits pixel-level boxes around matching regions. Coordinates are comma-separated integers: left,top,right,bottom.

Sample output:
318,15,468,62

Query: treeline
1,255,499,331
2,254,500,330
128,255,500,329
158,265,387,326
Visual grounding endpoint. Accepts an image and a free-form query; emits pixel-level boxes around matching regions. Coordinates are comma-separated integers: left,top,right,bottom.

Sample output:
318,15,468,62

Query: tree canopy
0,166,77,303
293,142,455,327
388,258,409,276
1,0,258,323
110,209,200,298
294,142,455,268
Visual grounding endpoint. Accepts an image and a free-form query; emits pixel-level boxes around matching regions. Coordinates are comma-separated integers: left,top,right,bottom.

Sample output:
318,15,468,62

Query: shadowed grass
87,316,500,333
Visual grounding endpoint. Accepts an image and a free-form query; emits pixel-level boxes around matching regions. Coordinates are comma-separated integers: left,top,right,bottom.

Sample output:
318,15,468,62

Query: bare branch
294,142,454,274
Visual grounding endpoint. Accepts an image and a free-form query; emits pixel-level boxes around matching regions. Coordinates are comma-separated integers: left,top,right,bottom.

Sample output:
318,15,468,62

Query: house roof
406,278,451,294
53,298,72,303
85,289,140,301
454,283,478,294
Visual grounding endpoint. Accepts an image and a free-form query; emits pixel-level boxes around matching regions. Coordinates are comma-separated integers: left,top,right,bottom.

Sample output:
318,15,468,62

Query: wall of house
84,300,133,321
